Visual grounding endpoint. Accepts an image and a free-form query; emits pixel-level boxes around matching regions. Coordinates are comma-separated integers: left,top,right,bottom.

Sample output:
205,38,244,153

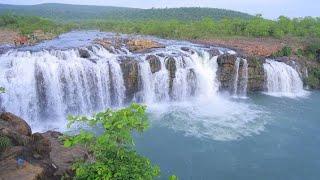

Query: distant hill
0,3,253,22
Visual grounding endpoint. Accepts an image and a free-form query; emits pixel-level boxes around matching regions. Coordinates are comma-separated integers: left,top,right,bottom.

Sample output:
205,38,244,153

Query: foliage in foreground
64,103,160,180
0,87,4,94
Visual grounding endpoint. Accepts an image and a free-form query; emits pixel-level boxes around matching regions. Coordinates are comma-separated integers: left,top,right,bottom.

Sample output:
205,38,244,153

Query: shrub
306,67,320,88
0,136,11,153
64,103,160,180
272,46,292,57
0,87,5,94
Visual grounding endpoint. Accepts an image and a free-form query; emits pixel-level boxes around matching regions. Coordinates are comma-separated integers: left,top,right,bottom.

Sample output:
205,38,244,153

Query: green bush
0,136,11,153
0,87,4,94
306,67,320,88
64,103,160,180
272,46,292,57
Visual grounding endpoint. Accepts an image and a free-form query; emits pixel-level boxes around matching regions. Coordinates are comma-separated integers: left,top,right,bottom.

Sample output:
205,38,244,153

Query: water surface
135,92,320,180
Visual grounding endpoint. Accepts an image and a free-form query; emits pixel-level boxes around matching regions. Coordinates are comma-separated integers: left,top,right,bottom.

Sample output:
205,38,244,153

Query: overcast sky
1,0,319,19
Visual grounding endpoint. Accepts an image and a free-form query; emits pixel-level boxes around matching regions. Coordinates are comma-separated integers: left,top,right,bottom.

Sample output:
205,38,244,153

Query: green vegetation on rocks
63,103,161,180
306,67,320,89
0,135,11,154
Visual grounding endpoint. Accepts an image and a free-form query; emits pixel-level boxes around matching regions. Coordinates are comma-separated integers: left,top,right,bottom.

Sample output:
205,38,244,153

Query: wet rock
127,39,164,53
180,47,195,54
217,55,266,92
146,55,161,73
78,49,90,58
119,57,140,102
217,54,238,92
187,68,197,96
246,57,266,91
207,48,220,58
165,57,177,92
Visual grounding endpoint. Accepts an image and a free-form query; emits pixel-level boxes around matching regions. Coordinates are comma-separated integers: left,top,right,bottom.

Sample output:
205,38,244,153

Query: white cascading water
263,59,307,97
233,58,248,97
0,46,127,131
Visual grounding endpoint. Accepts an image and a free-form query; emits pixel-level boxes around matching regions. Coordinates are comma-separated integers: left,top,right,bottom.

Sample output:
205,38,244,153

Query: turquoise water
135,92,320,180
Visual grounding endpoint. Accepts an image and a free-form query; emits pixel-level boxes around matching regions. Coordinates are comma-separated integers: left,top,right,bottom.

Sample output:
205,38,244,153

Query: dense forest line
0,3,253,21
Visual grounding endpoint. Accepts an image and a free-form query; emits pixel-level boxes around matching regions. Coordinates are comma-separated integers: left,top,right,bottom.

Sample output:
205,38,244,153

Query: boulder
180,47,195,54
78,49,90,59
146,55,161,73
0,112,32,136
42,131,87,178
0,113,87,179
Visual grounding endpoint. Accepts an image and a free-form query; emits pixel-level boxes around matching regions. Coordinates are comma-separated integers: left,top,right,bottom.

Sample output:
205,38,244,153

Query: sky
0,0,319,19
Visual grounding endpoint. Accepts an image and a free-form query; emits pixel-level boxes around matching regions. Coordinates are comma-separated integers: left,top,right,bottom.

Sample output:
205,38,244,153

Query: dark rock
181,47,190,52
217,54,238,92
42,131,87,178
165,57,177,92
180,47,195,54
119,57,140,102
78,49,90,59
207,48,220,58
247,57,266,91
146,55,161,73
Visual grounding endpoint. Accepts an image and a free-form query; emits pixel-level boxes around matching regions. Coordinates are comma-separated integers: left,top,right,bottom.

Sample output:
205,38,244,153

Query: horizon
0,0,319,19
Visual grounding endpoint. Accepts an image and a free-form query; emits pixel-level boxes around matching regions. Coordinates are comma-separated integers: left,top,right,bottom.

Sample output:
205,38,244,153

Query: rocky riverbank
0,112,86,180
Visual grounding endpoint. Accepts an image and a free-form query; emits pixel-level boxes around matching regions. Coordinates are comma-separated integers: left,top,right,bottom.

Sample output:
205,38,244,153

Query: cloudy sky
1,0,319,19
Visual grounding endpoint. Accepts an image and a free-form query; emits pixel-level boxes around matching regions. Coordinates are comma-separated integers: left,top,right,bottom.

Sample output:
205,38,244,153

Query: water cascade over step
233,58,248,97
263,59,307,97
0,40,223,130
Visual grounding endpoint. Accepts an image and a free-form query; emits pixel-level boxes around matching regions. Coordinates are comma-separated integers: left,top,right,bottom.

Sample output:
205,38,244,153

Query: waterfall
0,47,126,130
233,58,240,96
233,58,248,97
263,59,307,97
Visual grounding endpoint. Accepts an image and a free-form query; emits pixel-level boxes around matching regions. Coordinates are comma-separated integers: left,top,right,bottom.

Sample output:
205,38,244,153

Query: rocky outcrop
246,56,266,91
217,54,266,92
127,39,164,53
0,112,86,180
146,55,161,73
165,57,177,92
119,57,140,103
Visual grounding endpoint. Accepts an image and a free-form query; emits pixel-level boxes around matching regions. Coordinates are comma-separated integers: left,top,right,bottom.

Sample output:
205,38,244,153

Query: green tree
64,103,160,180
